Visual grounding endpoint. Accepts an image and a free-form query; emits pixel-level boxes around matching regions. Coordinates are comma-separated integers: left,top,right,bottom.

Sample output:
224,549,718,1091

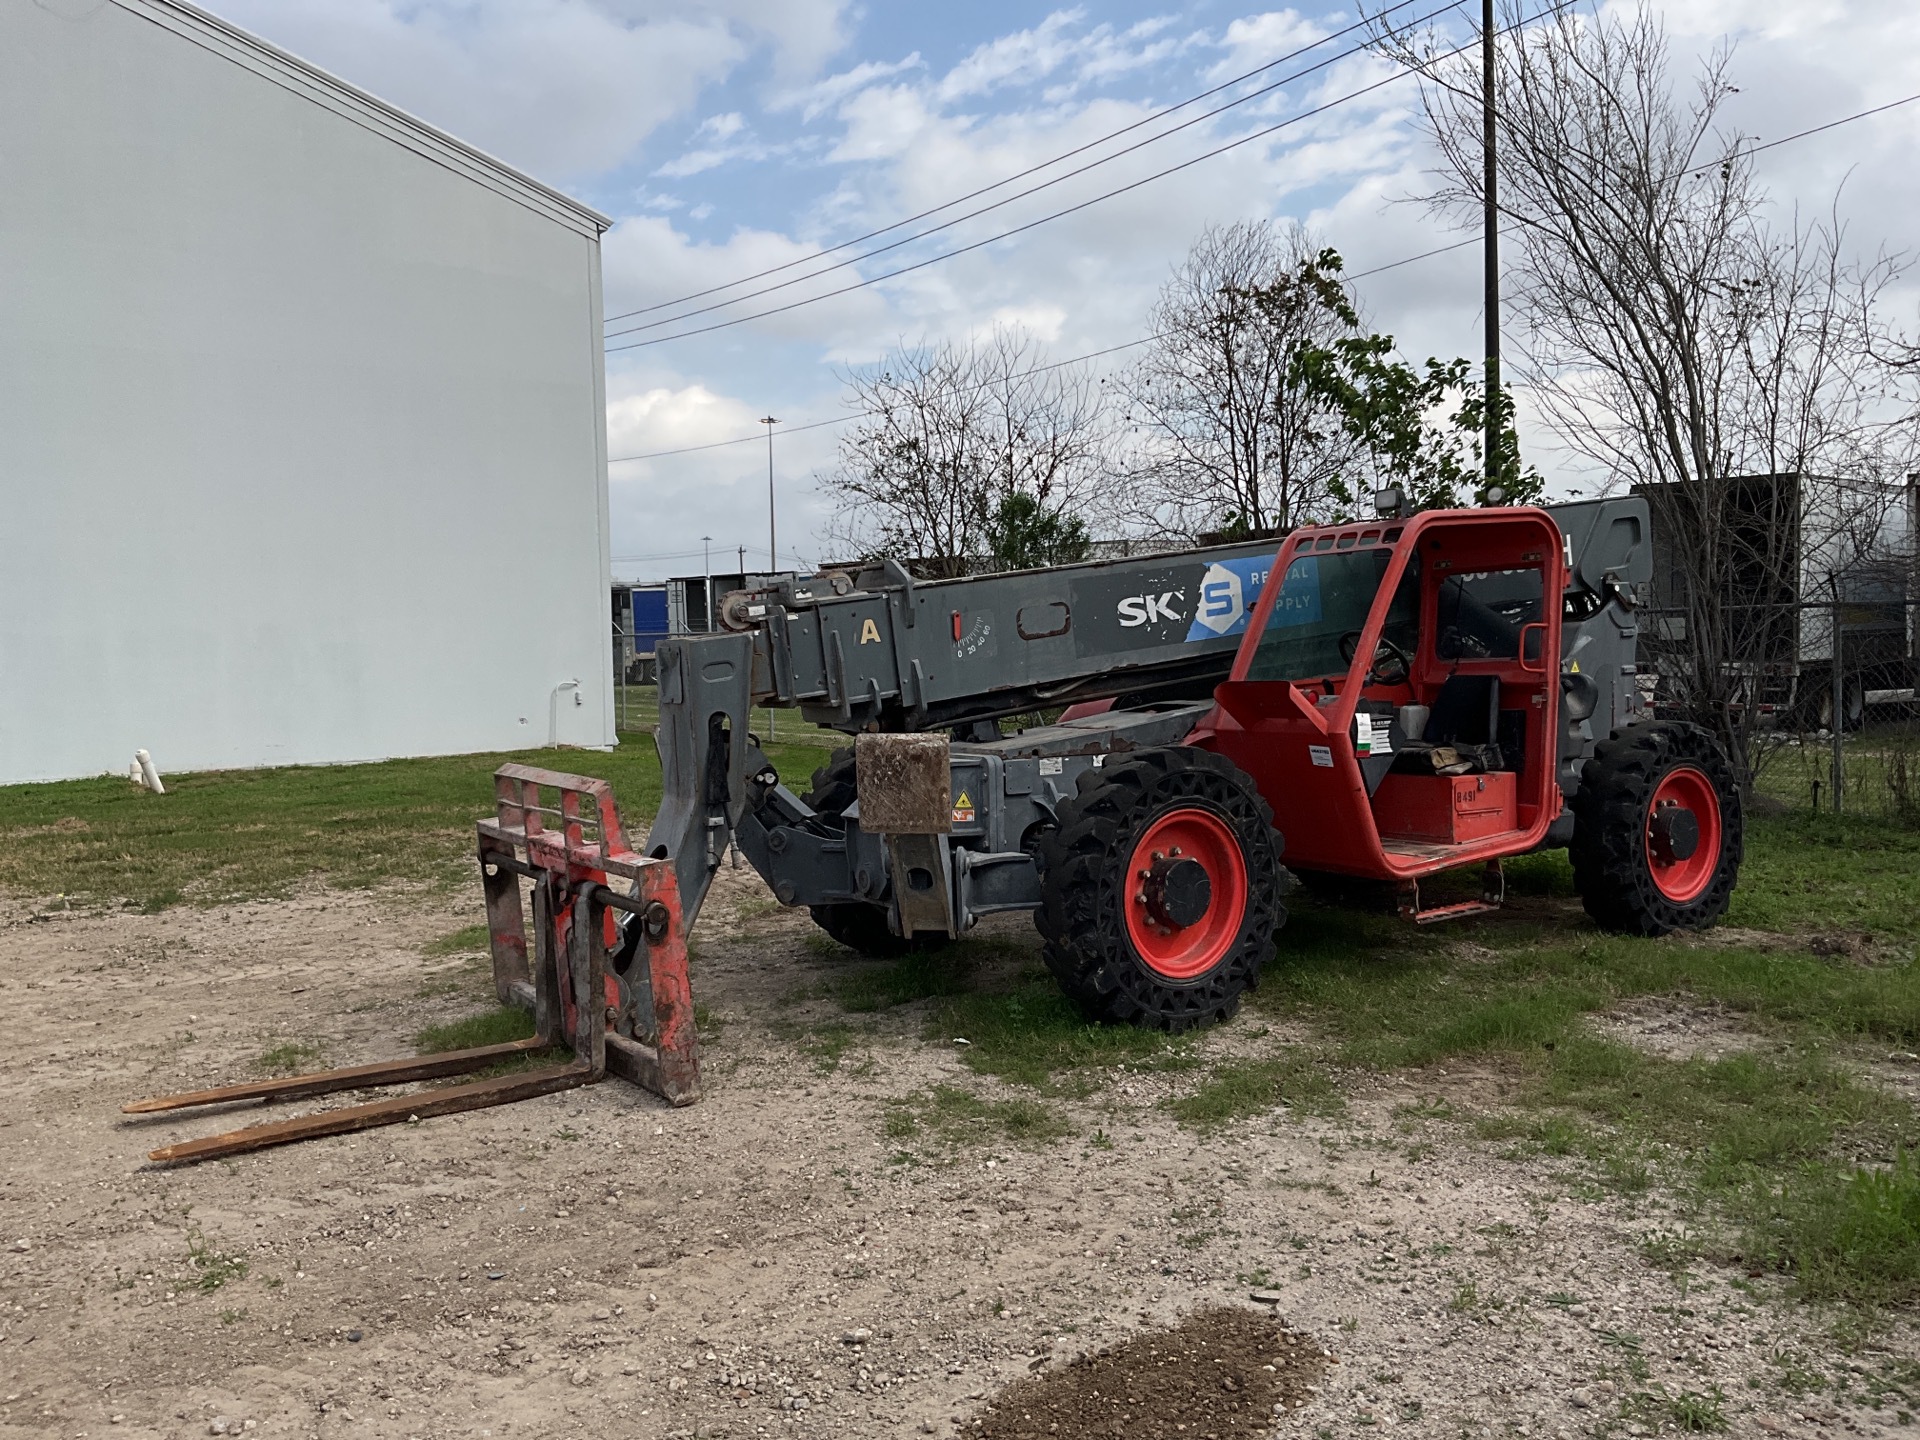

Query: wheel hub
1648,802,1700,864
1122,806,1251,981
1143,855,1212,929
1642,764,1723,904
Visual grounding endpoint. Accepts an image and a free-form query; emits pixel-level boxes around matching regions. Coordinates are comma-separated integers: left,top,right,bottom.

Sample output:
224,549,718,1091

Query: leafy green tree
983,490,1091,572
1241,249,1542,513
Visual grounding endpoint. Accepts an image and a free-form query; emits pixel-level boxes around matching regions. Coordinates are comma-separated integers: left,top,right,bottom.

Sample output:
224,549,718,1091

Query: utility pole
1829,574,1845,813
760,416,780,572
702,535,712,635
1481,0,1502,501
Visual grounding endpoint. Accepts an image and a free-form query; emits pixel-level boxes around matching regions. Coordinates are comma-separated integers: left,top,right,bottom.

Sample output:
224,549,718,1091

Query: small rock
1249,1289,1284,1306
570,1368,591,1388
346,1330,363,1343
486,1271,505,1281
209,1421,232,1437
841,1328,872,1346
1754,1419,1788,1435
1889,1052,1919,1065
111,1418,125,1426
9,1240,27,1254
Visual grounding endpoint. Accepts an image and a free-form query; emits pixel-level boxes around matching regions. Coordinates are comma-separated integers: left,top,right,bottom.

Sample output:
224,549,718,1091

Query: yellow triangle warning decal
951,790,976,823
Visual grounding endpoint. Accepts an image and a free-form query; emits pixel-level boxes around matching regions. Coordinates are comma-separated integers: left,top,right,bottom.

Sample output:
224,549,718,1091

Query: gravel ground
1,876,1915,1440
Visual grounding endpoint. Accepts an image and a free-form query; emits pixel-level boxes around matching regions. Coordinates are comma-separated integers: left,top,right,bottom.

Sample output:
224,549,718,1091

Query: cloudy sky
214,0,1920,581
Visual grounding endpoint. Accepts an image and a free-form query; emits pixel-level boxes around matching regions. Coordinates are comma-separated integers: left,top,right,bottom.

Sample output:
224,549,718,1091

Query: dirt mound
972,1306,1327,1439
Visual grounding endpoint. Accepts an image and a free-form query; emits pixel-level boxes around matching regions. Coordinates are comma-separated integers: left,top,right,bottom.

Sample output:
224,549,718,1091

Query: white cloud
208,0,851,180
936,10,1089,103
1209,10,1329,81
777,54,928,122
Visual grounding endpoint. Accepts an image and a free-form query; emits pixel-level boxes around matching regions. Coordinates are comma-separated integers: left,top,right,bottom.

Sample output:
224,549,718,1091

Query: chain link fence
1637,597,1919,823
609,624,839,754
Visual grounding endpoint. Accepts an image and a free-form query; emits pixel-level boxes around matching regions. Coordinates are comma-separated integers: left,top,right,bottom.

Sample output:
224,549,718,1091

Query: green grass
835,945,980,1012
934,969,1199,1092
1726,813,1920,943
884,1083,1071,1147
1168,1050,1345,1129
0,737,831,910
416,1006,534,1053
830,939,1196,1091
422,923,492,957
1736,1149,1920,1308
254,1041,324,1075
184,1225,247,1293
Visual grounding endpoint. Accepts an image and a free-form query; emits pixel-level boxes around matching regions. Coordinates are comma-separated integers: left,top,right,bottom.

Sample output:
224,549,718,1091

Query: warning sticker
951,789,976,824
1308,744,1334,768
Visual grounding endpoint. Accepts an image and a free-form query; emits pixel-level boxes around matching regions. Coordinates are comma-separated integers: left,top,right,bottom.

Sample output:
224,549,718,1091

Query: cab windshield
1247,546,1419,684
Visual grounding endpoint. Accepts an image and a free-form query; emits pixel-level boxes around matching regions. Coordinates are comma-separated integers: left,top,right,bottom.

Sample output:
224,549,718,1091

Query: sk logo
1190,562,1244,636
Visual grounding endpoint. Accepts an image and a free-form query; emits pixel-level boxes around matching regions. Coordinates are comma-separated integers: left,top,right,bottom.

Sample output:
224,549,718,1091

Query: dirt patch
1590,995,1769,1062
974,1307,1326,1439
3,882,1918,1439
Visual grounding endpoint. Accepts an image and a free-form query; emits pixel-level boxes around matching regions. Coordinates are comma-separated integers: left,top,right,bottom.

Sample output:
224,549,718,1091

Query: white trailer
0,0,615,784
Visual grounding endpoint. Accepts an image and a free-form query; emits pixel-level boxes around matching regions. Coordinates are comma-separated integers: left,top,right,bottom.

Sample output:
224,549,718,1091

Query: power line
601,0,1438,328
605,2,1572,354
606,336,1158,464
604,0,1465,342
605,88,1920,464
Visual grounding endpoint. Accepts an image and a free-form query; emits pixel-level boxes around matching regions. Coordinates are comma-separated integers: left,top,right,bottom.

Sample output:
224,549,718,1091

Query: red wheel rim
1645,765,1722,904
1123,808,1249,980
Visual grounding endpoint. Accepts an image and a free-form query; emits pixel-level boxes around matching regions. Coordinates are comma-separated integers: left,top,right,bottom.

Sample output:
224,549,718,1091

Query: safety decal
951,790,976,824
1308,744,1334,768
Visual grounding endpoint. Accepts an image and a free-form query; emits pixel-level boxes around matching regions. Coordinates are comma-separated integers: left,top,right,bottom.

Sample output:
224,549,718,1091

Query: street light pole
760,416,779,572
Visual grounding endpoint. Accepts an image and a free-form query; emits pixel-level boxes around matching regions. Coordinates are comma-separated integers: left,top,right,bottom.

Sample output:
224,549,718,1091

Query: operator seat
1424,674,1500,749
1391,674,1504,775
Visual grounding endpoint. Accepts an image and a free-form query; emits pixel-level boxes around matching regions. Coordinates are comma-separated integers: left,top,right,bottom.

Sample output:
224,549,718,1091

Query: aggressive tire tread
1035,746,1287,1031
1570,721,1743,937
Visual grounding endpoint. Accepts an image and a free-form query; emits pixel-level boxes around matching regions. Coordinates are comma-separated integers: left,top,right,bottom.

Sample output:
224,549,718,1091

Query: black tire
1570,721,1743,937
1035,746,1286,1031
801,747,947,958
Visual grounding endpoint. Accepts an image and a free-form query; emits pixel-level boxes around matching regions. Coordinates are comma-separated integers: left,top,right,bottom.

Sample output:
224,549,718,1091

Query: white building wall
0,0,615,785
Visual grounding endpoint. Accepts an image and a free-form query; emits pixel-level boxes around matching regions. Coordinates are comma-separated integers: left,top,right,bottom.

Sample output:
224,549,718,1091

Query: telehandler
131,494,1740,1160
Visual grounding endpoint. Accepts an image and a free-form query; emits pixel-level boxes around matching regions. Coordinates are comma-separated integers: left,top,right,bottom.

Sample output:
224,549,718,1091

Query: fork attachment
123,765,698,1166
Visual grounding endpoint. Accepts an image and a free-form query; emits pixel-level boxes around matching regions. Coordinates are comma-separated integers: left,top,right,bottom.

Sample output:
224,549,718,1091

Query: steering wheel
1338,631,1412,686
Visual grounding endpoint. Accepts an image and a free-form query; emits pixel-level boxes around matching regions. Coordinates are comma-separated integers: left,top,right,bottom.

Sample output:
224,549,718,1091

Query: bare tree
1380,3,1912,775
825,327,1109,576
1118,222,1358,541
